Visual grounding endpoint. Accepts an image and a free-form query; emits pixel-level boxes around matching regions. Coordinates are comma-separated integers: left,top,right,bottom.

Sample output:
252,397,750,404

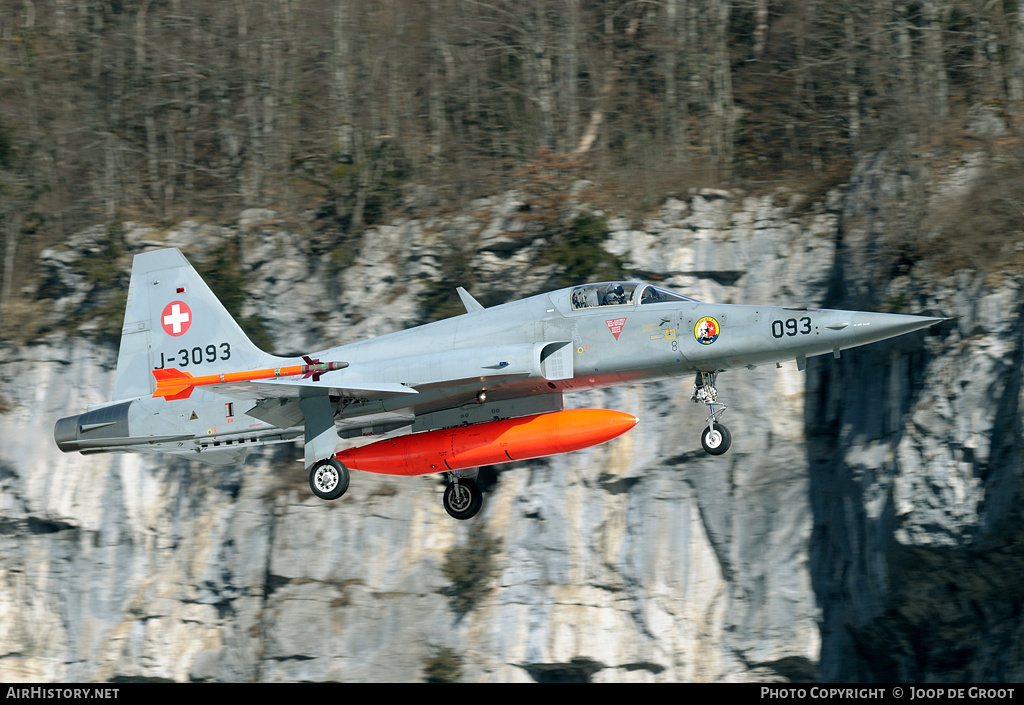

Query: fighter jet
55,248,946,519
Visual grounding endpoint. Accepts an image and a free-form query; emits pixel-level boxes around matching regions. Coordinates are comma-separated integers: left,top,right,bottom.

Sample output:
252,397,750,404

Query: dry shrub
922,158,1024,276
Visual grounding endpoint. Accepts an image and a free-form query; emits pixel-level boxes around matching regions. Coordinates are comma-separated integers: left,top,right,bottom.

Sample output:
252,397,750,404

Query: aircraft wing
197,376,416,402
409,371,530,393
151,365,416,402
148,340,572,461
216,377,419,457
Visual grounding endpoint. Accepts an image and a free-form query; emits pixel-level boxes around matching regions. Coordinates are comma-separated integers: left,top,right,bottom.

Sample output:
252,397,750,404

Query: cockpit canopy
569,282,698,310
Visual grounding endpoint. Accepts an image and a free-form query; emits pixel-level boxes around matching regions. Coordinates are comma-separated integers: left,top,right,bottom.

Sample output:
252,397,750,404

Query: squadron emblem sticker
694,316,720,345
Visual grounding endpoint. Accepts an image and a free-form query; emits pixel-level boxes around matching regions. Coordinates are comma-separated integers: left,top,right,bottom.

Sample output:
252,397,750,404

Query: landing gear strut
443,473,483,520
309,458,350,500
692,371,731,456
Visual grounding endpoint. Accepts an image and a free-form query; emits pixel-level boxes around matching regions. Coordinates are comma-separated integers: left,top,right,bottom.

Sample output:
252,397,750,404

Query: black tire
309,459,350,500
443,478,483,520
700,423,732,455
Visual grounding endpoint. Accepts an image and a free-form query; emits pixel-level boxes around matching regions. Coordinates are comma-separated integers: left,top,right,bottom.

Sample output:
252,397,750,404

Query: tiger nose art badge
694,316,720,345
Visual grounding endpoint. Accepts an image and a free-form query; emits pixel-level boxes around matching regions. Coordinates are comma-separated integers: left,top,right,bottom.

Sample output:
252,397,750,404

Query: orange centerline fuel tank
335,408,639,476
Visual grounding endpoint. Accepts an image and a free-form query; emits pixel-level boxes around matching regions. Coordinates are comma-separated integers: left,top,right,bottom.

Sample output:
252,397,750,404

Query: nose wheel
692,371,731,456
700,422,731,455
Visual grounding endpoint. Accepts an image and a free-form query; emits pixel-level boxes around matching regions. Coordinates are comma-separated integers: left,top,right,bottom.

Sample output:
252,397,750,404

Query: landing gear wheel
443,478,483,520
701,423,732,455
309,459,350,500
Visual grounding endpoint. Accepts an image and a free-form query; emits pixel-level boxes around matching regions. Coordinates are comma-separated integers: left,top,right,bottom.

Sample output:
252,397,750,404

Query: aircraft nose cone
849,312,946,345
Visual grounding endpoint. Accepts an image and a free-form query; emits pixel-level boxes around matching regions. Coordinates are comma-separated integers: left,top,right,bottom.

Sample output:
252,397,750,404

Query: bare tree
1012,2,1024,102
3,0,1024,274
921,0,951,124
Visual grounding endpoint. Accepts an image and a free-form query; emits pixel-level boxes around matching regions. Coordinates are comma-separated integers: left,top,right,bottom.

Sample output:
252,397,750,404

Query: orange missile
335,408,638,476
152,360,348,400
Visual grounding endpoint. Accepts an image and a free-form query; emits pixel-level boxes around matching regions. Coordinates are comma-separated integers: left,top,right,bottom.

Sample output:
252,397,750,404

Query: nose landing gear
692,371,731,456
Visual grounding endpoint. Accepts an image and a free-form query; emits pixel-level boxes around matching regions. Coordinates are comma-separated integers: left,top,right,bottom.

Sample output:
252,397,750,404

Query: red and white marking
161,301,192,336
605,317,627,340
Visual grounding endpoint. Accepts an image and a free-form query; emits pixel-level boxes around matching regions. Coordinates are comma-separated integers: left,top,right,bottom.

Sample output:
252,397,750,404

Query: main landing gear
309,458,350,500
443,472,483,520
308,459,484,521
692,371,731,456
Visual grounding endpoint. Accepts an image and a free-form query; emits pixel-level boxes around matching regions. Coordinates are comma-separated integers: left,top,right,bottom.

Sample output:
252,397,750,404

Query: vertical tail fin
113,247,276,400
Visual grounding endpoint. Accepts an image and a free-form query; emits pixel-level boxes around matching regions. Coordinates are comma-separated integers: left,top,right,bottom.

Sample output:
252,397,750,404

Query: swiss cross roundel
161,301,192,337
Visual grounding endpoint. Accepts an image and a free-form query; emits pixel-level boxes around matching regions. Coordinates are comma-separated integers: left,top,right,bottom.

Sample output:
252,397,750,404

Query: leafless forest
1,1,1023,304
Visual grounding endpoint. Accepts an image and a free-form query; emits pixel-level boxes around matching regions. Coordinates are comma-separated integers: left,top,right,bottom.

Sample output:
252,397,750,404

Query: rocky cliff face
1,152,1021,682
806,150,1024,682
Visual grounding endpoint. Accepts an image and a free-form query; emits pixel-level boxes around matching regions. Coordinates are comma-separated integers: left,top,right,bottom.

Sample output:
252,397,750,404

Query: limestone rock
2,166,1021,682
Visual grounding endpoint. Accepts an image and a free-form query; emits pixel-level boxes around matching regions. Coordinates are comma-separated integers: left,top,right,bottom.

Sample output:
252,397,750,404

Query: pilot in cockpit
604,284,626,305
